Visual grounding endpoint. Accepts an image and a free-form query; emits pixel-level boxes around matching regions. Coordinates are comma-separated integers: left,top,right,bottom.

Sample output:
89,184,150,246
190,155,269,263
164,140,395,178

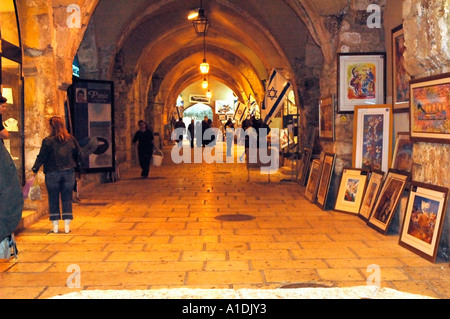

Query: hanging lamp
199,32,209,74
192,0,210,35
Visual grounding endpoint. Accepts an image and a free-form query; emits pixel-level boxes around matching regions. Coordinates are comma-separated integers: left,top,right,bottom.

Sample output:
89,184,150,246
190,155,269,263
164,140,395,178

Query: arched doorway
183,103,213,126
0,0,24,183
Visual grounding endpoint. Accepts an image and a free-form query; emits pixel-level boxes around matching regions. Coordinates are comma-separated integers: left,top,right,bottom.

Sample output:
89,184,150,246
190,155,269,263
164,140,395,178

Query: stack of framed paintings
315,153,336,210
399,182,449,263
334,168,370,215
367,169,410,234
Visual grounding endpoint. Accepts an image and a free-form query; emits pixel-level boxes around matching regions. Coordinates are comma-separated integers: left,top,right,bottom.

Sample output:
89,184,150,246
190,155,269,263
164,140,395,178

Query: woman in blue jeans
32,116,82,233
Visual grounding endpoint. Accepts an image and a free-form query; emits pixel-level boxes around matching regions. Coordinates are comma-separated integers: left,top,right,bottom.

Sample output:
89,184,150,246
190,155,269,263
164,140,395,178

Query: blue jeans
45,169,75,221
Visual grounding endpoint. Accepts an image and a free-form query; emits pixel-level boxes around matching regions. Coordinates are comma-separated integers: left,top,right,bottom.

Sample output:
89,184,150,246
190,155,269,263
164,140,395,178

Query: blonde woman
32,116,82,233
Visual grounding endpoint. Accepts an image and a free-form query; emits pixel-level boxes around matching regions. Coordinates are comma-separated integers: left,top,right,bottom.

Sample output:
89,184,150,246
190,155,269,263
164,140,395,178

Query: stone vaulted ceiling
78,0,322,117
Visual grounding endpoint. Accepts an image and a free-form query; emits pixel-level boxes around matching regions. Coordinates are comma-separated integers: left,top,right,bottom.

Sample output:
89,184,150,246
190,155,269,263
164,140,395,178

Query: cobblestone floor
0,143,449,299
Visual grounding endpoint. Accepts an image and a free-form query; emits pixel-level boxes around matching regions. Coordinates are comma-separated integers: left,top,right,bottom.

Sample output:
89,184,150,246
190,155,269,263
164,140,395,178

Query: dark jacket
0,141,23,242
32,135,82,174
132,129,154,155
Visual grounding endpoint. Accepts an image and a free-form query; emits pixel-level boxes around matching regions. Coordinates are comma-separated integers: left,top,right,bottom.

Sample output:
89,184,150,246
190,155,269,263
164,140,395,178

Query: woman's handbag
29,176,41,201
22,175,35,199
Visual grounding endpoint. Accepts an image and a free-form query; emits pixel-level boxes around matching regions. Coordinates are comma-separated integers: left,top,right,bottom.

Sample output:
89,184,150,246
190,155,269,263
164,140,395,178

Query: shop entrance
0,0,24,184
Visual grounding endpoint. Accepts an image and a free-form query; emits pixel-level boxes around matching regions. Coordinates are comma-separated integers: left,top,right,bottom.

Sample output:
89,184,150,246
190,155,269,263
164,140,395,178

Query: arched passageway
73,0,329,168
3,0,450,300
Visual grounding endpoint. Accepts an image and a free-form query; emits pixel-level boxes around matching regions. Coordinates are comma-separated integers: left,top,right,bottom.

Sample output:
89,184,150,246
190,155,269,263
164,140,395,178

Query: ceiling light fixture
199,32,209,74
192,0,210,35
202,77,208,89
187,9,199,20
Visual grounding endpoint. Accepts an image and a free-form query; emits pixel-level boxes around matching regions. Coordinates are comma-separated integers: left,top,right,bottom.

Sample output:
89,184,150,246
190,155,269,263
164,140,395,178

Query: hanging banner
68,79,115,173
262,69,291,124
233,101,248,124
247,94,260,119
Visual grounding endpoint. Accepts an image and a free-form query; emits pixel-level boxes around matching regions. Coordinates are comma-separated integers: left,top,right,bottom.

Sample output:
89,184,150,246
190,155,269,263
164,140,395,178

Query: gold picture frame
334,168,369,215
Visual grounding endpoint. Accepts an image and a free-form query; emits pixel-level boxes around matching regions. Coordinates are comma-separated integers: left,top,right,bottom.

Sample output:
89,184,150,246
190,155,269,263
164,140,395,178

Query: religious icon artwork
409,73,450,143
399,182,449,263
338,53,386,113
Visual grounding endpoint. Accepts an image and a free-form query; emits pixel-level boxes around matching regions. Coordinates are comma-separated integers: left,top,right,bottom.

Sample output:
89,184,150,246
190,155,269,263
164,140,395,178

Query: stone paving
0,143,449,299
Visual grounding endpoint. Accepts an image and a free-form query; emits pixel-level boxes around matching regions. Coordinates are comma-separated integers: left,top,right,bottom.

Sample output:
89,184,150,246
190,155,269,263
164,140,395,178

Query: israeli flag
262,69,291,124
233,101,248,124
248,94,260,118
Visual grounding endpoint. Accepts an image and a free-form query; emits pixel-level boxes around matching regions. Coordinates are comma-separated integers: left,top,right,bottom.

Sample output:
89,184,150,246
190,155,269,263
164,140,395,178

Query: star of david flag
262,69,291,124
233,101,248,124
248,94,260,118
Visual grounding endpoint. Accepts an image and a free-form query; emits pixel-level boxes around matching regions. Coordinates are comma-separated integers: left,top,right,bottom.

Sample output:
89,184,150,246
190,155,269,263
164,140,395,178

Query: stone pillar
317,0,386,208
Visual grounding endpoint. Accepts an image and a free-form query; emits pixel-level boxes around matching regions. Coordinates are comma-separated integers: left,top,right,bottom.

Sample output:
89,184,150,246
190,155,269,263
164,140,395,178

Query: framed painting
367,169,410,234
189,94,211,104
353,104,393,173
315,153,336,210
319,95,335,141
359,170,385,221
304,158,322,203
392,25,411,112
337,53,386,113
399,181,449,263
298,147,312,186
334,168,370,215
410,73,450,143
391,132,413,172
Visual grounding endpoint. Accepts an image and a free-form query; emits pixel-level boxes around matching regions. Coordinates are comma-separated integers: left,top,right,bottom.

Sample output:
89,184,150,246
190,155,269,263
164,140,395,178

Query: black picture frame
67,79,115,173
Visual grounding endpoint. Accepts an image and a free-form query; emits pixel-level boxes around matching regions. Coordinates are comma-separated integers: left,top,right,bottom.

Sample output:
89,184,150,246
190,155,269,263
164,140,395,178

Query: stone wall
316,0,387,209
315,0,449,259
402,0,450,259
